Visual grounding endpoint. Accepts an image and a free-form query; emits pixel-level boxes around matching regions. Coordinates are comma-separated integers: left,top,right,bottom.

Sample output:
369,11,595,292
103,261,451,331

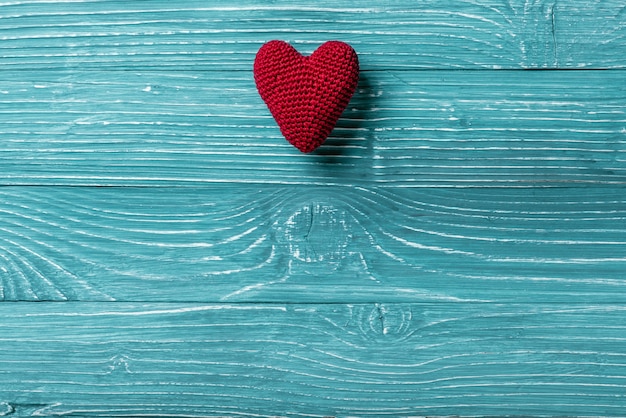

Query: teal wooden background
1,0,625,416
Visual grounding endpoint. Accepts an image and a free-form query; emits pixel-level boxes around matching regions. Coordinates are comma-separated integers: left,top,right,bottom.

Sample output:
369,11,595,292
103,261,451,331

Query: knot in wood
282,202,351,263
357,304,418,341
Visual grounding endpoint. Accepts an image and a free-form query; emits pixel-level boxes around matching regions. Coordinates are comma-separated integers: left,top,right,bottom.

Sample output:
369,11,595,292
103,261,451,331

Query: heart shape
254,40,359,153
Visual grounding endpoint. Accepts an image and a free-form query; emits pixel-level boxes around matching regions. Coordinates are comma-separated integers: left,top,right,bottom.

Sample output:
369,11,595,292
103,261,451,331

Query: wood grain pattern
1,185,625,303
0,303,626,417
1,302,625,417
0,0,624,70
1,70,624,187
1,0,625,416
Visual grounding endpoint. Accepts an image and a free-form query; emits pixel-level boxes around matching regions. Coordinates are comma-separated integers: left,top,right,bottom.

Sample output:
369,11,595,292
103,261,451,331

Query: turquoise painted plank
1,1,625,416
1,185,625,303
1,302,625,417
0,70,624,187
0,0,623,70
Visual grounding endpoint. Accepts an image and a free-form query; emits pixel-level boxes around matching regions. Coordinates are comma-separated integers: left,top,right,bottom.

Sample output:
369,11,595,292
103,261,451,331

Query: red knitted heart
254,40,359,153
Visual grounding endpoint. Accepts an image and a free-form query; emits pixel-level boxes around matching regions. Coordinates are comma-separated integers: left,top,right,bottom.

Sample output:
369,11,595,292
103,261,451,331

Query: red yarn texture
254,40,359,153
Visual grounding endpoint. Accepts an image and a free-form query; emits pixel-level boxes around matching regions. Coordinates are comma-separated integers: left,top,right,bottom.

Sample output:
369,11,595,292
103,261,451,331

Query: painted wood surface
1,185,625,304
2,302,626,417
2,69,624,187
1,0,625,416
1,0,624,70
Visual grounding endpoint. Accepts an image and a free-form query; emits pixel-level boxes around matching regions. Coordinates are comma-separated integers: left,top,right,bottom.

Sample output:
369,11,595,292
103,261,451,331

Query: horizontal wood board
1,185,625,303
1,302,626,417
1,70,624,187
1,0,625,416
0,0,624,70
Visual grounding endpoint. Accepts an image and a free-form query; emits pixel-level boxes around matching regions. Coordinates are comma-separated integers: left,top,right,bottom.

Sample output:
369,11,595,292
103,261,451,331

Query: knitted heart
254,40,359,153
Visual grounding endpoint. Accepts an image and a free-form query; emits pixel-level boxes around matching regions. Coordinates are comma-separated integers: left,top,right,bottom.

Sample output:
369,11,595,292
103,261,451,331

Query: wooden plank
1,69,624,187
1,302,625,417
2,3,625,417
1,185,625,303
0,0,623,70
554,2,626,69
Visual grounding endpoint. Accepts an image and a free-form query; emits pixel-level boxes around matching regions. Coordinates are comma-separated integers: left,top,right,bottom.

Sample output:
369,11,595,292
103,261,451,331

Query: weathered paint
2,303,626,416
0,0,625,416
